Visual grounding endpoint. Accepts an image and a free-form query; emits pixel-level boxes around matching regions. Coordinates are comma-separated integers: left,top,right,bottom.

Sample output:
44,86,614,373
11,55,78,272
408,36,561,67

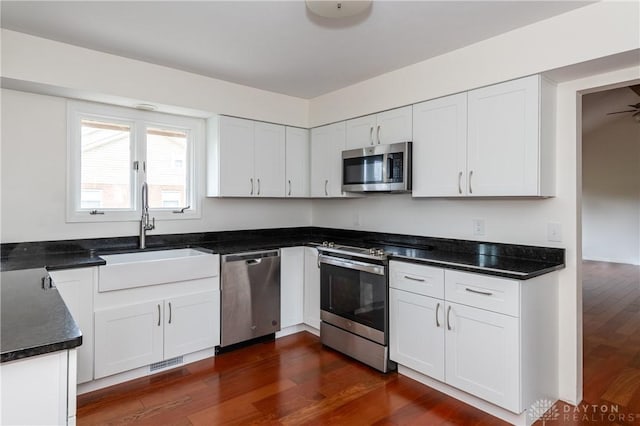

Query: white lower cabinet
389,288,444,381
164,291,220,359
444,301,520,412
389,261,558,417
303,247,321,329
49,267,96,384
94,289,220,379
94,299,164,379
281,247,305,328
1,350,76,425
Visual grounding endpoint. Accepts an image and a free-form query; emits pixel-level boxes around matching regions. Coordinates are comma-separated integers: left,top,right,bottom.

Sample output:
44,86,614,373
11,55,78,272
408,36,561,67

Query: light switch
547,223,562,242
472,219,485,236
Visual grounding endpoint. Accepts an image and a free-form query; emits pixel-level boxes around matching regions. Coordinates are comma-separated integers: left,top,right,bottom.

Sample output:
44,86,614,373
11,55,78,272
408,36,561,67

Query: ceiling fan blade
629,85,640,97
606,110,636,115
627,103,640,108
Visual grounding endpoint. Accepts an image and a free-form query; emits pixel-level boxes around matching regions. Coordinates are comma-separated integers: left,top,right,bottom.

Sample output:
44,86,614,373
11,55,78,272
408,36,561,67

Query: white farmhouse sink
99,248,218,292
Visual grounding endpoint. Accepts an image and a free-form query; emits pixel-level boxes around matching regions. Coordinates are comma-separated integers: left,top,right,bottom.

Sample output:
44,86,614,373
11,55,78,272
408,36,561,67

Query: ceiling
1,1,591,99
582,86,640,135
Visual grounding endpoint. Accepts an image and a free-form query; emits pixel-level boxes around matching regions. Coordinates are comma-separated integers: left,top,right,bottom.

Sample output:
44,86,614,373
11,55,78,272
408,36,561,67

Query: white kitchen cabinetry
389,261,558,416
94,299,164,378
285,127,310,197
412,75,555,197
310,122,346,197
95,289,219,379
303,246,321,329
444,300,520,411
346,106,412,149
163,291,219,359
280,247,305,328
1,350,77,425
412,93,468,197
49,267,96,384
207,116,285,197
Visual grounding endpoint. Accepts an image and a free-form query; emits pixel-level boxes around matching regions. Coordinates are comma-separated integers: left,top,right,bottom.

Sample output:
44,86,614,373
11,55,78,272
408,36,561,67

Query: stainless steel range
317,241,396,373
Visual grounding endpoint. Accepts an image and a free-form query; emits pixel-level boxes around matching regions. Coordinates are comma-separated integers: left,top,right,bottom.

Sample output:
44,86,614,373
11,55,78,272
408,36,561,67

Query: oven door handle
319,255,385,276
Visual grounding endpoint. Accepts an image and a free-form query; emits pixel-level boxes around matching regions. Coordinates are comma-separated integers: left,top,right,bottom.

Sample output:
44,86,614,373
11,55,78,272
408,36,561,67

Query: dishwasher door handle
246,258,262,266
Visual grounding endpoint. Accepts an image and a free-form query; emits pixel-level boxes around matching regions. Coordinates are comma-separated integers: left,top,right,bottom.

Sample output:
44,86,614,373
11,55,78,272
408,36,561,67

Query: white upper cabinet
467,75,554,196
412,75,556,197
207,116,285,197
285,127,310,197
346,106,412,149
254,122,286,197
310,121,346,197
413,93,468,197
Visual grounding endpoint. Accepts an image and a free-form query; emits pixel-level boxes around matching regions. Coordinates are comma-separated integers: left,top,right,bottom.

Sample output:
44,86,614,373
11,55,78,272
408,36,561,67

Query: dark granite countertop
1,227,565,280
1,267,82,363
0,227,564,362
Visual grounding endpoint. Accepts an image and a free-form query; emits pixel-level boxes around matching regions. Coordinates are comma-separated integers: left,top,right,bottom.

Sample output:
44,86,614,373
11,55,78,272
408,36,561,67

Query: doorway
580,84,640,418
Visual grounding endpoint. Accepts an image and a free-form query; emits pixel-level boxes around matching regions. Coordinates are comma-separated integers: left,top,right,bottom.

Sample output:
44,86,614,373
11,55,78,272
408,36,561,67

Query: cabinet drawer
390,261,444,299
445,270,519,317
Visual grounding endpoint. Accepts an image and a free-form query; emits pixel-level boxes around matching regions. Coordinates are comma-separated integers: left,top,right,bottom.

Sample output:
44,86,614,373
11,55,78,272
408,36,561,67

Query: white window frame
67,101,203,222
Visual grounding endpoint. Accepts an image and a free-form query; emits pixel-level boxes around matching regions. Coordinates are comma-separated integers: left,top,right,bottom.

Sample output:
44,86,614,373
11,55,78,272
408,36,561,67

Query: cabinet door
467,75,539,196
285,127,309,197
303,247,321,329
310,122,346,197
346,114,377,149
254,122,285,197
219,116,255,196
445,302,520,412
50,267,95,384
94,300,164,379
376,106,412,145
280,247,305,328
1,351,71,426
164,291,219,359
412,93,468,197
389,289,445,380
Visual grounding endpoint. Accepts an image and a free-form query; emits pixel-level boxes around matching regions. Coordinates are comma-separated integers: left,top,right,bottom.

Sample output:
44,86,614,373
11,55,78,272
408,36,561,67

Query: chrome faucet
139,182,155,249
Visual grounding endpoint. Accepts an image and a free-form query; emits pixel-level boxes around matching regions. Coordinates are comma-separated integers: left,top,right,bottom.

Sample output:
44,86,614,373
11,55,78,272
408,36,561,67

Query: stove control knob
369,248,376,255
322,241,328,247
328,242,335,248
376,249,385,257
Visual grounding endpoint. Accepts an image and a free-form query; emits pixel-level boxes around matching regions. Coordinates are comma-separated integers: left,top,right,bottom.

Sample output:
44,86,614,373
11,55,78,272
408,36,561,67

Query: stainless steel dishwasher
220,249,281,348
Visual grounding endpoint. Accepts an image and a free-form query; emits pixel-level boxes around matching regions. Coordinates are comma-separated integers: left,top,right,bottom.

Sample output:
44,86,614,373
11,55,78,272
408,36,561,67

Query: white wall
0,29,309,128
0,89,312,243
309,1,640,127
582,116,640,265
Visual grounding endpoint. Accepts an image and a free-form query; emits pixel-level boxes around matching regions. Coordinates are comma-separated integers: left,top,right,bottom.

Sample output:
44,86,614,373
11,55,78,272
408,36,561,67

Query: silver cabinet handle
404,275,425,282
446,306,452,331
458,171,463,194
257,178,261,195
168,302,172,324
436,303,441,328
157,304,161,327
288,180,292,196
250,178,254,195
465,287,493,296
469,170,473,194
317,253,321,268
369,127,374,145
376,125,381,144
324,179,328,196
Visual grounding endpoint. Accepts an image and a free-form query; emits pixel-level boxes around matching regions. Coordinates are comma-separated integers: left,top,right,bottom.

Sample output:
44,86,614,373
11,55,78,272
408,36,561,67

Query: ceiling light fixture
306,0,372,19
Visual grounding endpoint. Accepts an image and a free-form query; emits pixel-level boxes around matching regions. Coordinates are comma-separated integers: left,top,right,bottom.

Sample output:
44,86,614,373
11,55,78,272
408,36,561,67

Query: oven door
319,255,387,345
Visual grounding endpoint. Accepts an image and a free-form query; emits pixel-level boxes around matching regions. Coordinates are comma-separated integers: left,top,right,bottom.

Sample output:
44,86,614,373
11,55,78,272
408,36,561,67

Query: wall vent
150,356,183,372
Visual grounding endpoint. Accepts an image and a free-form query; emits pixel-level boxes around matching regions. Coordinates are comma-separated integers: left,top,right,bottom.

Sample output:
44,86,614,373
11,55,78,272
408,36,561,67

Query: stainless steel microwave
342,142,412,193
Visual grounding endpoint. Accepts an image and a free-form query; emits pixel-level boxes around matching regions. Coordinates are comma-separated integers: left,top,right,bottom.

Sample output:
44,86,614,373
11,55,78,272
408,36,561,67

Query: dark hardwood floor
78,332,509,425
77,261,640,425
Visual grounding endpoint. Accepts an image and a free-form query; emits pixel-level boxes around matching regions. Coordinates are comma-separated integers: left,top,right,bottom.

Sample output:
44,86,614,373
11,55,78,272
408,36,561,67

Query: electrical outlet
547,223,562,242
472,219,485,236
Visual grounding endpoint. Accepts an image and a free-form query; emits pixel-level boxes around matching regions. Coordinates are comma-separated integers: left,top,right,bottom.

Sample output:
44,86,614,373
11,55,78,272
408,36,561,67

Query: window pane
80,120,132,209
146,128,188,209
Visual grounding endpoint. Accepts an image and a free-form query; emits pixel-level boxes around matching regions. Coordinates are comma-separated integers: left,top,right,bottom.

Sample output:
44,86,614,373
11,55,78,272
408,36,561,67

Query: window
67,101,203,222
